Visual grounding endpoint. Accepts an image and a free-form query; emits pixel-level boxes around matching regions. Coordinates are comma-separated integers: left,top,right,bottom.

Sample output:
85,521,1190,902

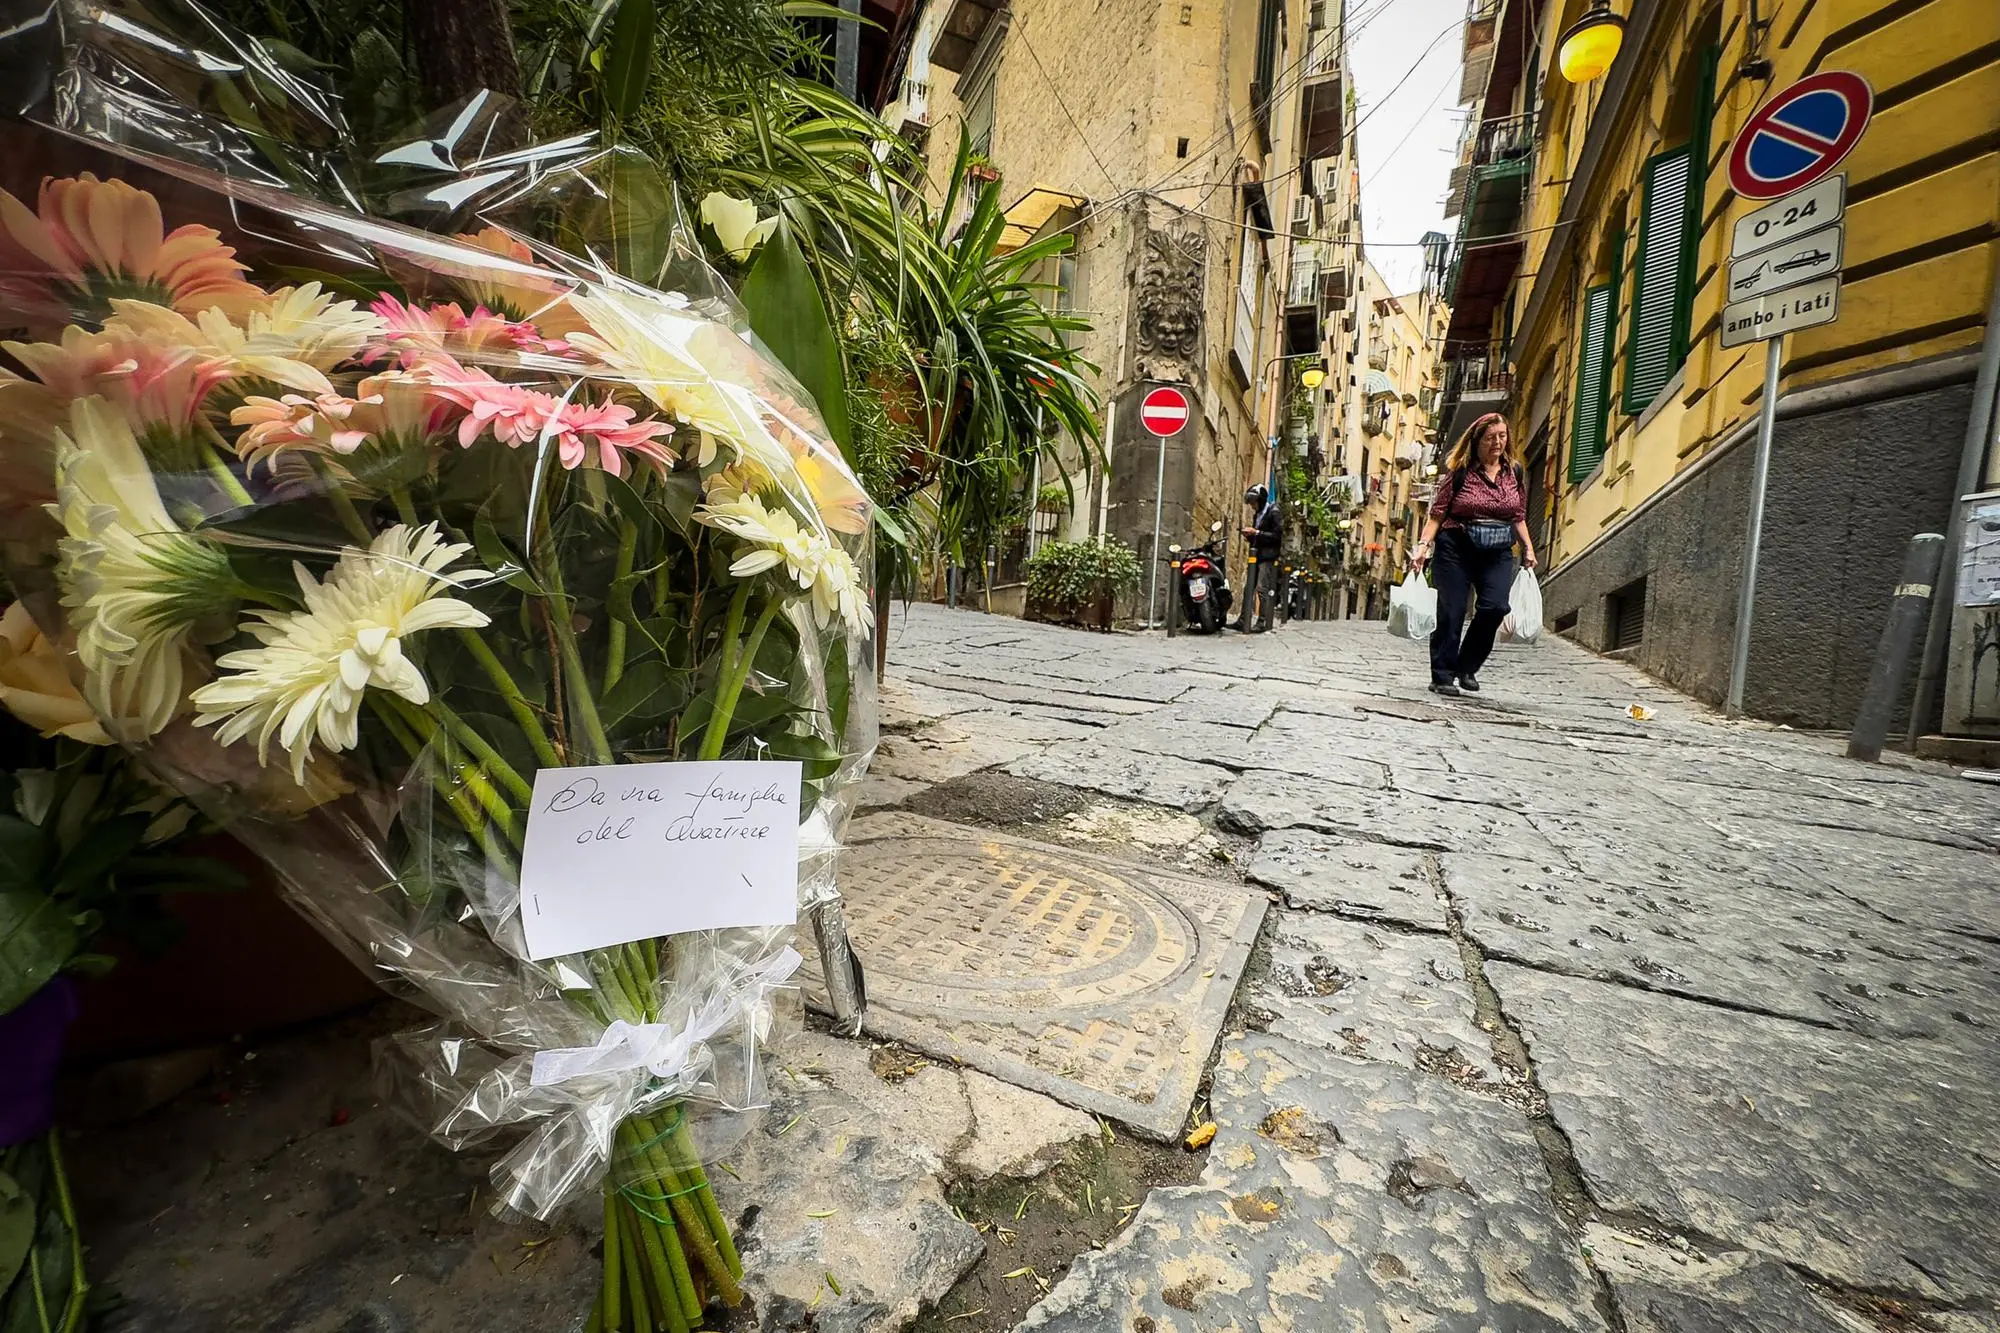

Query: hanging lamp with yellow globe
1558,0,1625,83
1300,367,1327,390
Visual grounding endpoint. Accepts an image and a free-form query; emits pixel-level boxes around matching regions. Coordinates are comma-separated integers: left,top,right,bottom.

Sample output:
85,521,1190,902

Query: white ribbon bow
528,947,803,1088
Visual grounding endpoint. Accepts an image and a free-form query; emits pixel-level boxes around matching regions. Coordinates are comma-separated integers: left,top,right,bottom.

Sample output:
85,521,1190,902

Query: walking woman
1410,412,1537,696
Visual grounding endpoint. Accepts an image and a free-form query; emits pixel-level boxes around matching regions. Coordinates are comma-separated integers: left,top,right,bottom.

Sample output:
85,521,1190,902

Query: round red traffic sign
1139,385,1191,437
1727,71,1872,201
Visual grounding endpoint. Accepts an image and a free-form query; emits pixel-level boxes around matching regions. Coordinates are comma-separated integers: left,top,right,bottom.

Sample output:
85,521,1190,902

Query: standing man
1237,483,1282,632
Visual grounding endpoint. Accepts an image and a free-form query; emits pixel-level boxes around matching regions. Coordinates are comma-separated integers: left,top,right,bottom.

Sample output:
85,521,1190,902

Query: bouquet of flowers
0,15,878,1329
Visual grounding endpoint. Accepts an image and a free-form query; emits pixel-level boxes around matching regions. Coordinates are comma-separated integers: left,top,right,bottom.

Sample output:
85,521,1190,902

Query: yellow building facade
1443,0,1999,725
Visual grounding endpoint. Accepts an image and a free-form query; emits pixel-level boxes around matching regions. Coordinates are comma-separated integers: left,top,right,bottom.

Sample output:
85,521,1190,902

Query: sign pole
1147,427,1169,627
1728,334,1784,716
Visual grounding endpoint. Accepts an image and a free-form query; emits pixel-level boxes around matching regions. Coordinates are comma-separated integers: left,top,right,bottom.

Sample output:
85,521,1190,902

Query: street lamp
1558,0,1625,83
1300,367,1327,391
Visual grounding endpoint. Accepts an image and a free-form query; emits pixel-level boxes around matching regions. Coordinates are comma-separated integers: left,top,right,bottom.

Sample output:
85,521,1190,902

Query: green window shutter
1570,282,1615,482
1672,44,1722,364
1624,145,1693,414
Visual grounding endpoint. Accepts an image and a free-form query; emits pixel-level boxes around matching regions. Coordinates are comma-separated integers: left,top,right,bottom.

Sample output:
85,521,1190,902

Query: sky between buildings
1351,0,1469,295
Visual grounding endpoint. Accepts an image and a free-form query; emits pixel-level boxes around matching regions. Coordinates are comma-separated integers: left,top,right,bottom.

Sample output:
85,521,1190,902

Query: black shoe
1458,674,1481,693
1430,678,1461,697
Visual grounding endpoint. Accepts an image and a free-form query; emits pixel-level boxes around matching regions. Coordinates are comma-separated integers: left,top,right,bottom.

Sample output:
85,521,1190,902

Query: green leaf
601,659,690,729
0,887,78,1015
0,1169,31,1296
740,218,855,465
474,514,543,596
601,0,656,122
0,818,48,892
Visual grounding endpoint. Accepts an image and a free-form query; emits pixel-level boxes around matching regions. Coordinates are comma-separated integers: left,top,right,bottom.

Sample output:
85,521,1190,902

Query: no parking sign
1727,71,1873,201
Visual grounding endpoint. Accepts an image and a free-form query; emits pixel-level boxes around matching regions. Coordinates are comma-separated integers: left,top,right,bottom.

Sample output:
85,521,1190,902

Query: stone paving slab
801,813,1265,1138
1018,1035,1607,1333
1241,828,1442,928
1490,963,2000,1305
1218,771,1564,861
1443,855,2000,1039
1257,912,1515,1092
1083,715,1261,769
1583,1225,1869,1333
1004,742,1235,811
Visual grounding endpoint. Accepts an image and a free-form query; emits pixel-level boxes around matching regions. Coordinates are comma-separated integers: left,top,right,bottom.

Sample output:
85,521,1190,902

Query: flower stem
536,523,613,764
698,595,782,762
432,698,534,807
601,1190,623,1332
199,433,255,507
604,518,638,693
47,1132,87,1333
457,629,562,769
390,484,422,530
312,458,374,544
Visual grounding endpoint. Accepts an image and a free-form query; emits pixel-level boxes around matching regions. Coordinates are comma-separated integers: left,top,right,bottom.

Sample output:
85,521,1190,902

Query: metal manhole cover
799,812,1265,1138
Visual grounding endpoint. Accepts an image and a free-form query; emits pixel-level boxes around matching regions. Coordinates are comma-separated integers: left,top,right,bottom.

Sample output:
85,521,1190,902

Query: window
956,10,1009,160
1233,221,1263,382
1622,43,1719,414
1570,282,1615,481
964,76,996,158
1176,136,1190,159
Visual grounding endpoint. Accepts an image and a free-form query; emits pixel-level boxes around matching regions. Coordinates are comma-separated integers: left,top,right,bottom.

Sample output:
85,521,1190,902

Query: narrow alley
855,604,2000,1332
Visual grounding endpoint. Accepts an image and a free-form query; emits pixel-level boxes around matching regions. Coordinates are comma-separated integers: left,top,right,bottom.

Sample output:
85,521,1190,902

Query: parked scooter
1167,521,1235,634
1283,565,1311,622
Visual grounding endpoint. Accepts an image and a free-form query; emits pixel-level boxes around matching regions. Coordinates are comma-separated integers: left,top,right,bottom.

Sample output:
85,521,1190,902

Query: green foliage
0,1136,85,1333
740,217,853,463
0,720,240,1015
903,131,1103,569
1024,538,1141,613
1283,454,1344,550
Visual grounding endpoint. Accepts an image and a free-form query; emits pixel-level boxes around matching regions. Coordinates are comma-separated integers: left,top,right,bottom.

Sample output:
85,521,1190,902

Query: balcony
1460,0,1499,101
1285,247,1323,355
1462,111,1533,240
1438,350,1512,444
1299,18,1346,163
1318,258,1351,311
931,0,1009,73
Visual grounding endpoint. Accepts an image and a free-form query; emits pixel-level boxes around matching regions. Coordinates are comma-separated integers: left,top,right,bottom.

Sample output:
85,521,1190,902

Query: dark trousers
1430,528,1514,683
1237,553,1279,630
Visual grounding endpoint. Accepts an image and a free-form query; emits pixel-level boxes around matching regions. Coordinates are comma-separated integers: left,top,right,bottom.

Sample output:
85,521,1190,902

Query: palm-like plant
895,130,1102,573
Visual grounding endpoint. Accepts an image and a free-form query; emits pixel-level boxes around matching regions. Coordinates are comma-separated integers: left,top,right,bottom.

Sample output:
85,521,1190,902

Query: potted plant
1023,538,1142,630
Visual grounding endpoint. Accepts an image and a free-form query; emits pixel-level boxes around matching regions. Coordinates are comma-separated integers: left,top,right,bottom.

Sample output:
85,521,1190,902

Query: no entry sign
1727,71,1873,201
1139,385,1192,437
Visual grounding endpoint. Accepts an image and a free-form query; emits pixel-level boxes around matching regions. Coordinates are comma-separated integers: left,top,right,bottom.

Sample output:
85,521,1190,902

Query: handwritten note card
518,760,802,961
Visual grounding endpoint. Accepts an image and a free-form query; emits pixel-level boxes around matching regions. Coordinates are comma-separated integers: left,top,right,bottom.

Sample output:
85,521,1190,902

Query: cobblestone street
868,603,2000,1332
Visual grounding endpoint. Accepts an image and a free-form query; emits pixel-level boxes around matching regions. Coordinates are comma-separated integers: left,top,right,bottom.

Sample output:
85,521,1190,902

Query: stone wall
1541,377,1975,730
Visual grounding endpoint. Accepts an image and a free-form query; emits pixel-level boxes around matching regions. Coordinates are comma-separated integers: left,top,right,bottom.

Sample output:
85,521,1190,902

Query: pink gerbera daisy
548,401,676,476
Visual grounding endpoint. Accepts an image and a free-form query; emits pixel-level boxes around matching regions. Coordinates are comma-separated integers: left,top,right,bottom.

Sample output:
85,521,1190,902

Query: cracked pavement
872,603,2000,1332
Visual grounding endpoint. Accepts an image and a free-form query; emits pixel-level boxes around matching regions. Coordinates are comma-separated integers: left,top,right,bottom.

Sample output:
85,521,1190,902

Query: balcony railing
1287,251,1323,308
1444,352,1512,400
1471,112,1535,170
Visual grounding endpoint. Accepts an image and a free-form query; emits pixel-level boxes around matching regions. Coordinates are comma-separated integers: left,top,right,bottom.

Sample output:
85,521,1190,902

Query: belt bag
1463,520,1515,551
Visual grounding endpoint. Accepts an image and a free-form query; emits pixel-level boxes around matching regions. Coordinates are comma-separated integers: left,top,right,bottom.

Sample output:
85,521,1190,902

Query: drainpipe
1906,247,2000,745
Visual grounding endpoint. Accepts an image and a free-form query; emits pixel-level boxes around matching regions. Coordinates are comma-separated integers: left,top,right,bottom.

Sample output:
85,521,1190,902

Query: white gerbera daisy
190,524,490,780
50,396,238,738
569,286,792,475
695,494,867,635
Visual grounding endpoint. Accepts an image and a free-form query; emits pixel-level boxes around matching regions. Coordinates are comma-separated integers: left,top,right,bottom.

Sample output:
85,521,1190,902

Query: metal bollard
1847,532,1945,762
1165,556,1180,637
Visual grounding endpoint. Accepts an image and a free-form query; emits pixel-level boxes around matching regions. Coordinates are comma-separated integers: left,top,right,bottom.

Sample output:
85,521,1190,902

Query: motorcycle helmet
1244,483,1268,507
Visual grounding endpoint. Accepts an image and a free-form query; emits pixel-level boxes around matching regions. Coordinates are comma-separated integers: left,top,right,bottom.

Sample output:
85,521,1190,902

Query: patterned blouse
1433,464,1526,529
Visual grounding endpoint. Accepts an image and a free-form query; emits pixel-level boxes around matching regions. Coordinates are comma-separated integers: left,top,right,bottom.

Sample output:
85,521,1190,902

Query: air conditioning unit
1290,195,1318,237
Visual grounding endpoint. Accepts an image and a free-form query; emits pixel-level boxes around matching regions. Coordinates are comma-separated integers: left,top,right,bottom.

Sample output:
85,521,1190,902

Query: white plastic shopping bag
1500,568,1544,644
1387,572,1438,641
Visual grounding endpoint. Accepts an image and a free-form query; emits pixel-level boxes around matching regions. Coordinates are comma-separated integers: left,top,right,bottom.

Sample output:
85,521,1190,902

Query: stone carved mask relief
1136,226,1206,362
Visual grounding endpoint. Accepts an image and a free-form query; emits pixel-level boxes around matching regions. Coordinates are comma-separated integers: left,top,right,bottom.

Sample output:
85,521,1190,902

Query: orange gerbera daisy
0,175,265,330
